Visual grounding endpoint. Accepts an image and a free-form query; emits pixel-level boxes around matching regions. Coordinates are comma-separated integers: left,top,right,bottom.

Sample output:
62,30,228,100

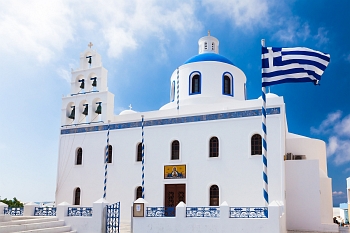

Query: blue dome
184,53,234,65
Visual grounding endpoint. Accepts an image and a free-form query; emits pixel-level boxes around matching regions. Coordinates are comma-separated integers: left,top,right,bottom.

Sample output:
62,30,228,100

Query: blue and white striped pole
103,122,110,199
261,39,269,207
141,115,145,199
176,68,180,110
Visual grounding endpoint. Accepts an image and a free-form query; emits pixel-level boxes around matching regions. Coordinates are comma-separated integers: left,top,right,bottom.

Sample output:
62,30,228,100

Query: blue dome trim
184,53,234,65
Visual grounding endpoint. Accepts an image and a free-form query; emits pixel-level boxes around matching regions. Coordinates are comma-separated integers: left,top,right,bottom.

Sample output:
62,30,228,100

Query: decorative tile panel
34,207,57,216
61,107,280,135
67,207,93,217
3,207,23,216
186,207,220,218
230,207,268,218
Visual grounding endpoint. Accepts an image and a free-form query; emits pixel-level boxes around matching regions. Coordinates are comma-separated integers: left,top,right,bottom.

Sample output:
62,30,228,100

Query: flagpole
261,39,269,207
141,115,145,199
103,120,110,199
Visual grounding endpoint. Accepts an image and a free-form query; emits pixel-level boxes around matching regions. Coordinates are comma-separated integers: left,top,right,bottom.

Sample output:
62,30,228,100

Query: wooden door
164,184,186,216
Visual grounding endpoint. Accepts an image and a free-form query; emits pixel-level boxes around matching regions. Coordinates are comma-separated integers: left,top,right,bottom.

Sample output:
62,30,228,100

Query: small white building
56,35,338,233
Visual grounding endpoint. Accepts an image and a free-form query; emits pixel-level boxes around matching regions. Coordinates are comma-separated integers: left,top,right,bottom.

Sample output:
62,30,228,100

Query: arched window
204,42,208,50
171,140,180,160
189,72,201,95
222,72,233,96
107,145,112,163
76,148,82,165
209,137,219,157
74,187,81,205
137,143,142,162
136,186,142,200
210,185,219,206
251,134,262,155
211,42,215,51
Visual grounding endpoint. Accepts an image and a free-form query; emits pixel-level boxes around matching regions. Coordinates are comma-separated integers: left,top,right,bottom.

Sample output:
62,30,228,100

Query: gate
106,202,120,233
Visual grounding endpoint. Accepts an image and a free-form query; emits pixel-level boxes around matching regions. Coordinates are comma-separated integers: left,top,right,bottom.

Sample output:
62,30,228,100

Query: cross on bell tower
88,42,93,49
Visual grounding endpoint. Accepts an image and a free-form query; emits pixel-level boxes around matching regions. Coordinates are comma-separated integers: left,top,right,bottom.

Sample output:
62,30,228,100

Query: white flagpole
261,39,269,208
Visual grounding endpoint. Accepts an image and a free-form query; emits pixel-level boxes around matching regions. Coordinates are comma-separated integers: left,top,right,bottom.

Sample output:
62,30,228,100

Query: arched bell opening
74,74,85,94
78,100,89,124
66,102,76,125
84,52,93,69
88,72,98,92
91,98,102,123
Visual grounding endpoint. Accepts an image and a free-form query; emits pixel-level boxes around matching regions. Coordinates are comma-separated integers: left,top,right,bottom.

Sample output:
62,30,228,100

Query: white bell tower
61,42,114,126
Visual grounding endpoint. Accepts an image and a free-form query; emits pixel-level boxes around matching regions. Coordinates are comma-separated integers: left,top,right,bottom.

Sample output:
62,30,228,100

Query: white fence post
24,202,39,216
56,202,70,220
176,201,186,219
92,198,109,233
220,201,229,219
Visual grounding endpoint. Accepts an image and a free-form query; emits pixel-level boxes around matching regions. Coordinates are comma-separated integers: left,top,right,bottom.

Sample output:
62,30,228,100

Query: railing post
220,201,229,219
176,201,186,219
24,202,39,216
0,202,11,222
92,198,109,233
57,202,70,220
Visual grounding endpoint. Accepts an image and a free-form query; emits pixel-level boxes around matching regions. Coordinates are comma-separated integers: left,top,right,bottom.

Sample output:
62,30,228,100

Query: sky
0,0,349,206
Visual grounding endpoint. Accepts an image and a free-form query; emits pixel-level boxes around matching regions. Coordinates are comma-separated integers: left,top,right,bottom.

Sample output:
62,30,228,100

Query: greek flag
262,47,330,86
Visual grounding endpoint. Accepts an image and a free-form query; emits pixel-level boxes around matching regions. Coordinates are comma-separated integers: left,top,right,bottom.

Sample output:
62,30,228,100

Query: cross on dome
88,42,93,48
129,104,132,110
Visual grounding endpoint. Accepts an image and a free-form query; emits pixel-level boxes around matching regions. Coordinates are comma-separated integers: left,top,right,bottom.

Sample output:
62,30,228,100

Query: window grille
171,140,180,160
76,148,82,165
224,75,231,95
136,186,142,200
210,185,219,206
191,74,200,94
137,143,142,161
251,134,262,155
209,137,219,157
74,188,81,205
107,145,113,163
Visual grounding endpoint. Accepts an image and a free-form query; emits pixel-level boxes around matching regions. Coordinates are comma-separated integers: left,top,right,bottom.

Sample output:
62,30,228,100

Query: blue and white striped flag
262,47,330,86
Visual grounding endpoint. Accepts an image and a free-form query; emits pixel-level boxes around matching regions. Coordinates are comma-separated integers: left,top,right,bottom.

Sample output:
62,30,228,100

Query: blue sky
0,0,349,206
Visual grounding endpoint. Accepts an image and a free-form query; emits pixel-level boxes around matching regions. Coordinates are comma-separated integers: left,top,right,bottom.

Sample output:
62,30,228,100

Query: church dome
119,109,137,115
184,53,234,65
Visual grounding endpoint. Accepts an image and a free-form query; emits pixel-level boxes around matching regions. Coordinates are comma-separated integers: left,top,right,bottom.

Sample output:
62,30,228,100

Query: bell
86,56,92,65
68,106,75,119
79,79,85,89
82,104,88,115
95,102,102,114
92,79,97,87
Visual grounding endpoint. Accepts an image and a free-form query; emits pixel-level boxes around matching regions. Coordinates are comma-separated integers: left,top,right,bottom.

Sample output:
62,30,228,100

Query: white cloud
0,0,201,62
0,0,74,63
312,111,350,165
273,20,311,43
57,68,71,84
202,0,269,27
314,27,329,46
346,54,350,63
311,110,342,134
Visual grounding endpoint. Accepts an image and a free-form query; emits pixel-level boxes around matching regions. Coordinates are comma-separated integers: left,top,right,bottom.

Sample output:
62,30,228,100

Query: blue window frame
189,71,201,95
222,72,234,96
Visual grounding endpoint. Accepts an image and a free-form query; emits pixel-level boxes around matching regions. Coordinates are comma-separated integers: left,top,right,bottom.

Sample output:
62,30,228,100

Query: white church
56,34,338,233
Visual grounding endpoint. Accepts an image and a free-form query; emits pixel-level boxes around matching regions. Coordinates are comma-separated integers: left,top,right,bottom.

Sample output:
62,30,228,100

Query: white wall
56,101,286,222
132,202,285,233
286,133,327,174
285,160,337,232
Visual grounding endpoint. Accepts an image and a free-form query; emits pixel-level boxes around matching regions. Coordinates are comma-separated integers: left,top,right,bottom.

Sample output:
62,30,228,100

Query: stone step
0,220,65,233
0,217,58,226
14,225,72,233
